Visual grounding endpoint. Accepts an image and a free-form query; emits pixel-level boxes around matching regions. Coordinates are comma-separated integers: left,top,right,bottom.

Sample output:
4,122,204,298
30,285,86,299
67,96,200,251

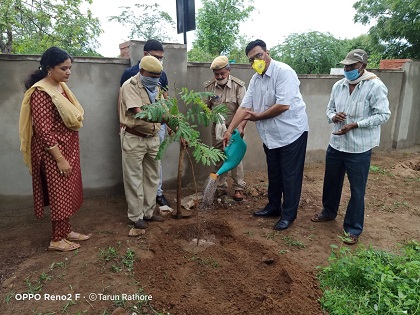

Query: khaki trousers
121,130,160,222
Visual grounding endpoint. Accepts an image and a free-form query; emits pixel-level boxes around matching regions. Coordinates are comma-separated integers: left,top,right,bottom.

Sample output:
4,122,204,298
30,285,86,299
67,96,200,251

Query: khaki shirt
204,75,246,126
119,74,163,135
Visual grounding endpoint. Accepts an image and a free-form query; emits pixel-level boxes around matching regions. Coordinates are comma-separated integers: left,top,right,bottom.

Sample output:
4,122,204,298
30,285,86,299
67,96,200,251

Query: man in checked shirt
311,49,391,245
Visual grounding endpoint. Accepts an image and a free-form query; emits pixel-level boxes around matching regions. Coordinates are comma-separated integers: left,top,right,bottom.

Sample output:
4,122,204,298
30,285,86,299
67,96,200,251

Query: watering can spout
215,129,247,177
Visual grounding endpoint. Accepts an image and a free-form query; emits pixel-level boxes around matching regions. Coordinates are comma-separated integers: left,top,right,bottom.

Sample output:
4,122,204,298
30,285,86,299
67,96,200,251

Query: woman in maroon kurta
20,47,90,252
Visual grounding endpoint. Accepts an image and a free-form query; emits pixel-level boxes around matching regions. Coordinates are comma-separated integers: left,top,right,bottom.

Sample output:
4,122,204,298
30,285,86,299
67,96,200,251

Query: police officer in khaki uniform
119,55,165,229
204,56,247,201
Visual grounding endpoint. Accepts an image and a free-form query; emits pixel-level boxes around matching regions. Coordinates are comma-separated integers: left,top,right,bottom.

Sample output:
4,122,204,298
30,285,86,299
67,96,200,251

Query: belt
124,126,154,138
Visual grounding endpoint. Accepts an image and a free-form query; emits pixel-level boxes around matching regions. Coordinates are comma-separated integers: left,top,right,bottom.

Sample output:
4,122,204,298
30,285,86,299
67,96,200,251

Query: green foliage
99,244,137,273
135,88,228,166
353,0,420,59
0,0,102,56
99,245,119,262
188,35,251,63
226,35,253,64
195,0,255,56
186,254,220,268
318,240,420,314
280,236,306,249
108,3,175,43
370,164,395,177
270,31,348,74
24,270,57,294
187,44,217,63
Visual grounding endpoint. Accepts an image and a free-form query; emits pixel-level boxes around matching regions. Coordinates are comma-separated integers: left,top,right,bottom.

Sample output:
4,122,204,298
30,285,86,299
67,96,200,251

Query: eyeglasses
146,52,164,60
248,51,265,63
344,62,362,70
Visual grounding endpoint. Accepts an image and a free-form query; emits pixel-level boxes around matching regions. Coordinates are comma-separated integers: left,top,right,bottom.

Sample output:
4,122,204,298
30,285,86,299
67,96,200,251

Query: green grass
99,245,119,263
317,240,420,315
369,165,395,177
96,244,170,314
98,243,136,273
24,272,53,294
186,254,219,268
244,231,254,237
281,235,306,249
266,231,276,240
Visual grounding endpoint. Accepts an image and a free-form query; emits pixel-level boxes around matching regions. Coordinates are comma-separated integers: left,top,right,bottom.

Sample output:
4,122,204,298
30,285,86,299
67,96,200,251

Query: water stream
200,173,219,209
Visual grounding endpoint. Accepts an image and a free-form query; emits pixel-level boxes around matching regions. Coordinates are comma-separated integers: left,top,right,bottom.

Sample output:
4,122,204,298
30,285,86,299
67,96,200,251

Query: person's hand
244,110,261,122
180,137,188,148
237,125,245,137
57,157,72,178
222,130,232,148
332,123,358,135
161,115,170,125
332,112,347,123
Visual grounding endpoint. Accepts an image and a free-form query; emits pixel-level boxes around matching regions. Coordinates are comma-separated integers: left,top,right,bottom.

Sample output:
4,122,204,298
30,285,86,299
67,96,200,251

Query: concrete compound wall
0,55,128,209
1,41,419,210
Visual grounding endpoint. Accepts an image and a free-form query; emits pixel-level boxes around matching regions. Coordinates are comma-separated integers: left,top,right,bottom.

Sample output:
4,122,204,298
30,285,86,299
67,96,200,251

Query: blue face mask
344,68,361,81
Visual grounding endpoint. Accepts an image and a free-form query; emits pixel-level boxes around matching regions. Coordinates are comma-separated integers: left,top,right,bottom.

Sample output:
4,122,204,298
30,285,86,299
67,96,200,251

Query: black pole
183,0,187,44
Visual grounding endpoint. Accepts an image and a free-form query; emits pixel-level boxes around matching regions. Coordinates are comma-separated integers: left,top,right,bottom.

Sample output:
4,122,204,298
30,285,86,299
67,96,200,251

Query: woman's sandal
311,212,335,222
48,239,81,252
66,231,92,241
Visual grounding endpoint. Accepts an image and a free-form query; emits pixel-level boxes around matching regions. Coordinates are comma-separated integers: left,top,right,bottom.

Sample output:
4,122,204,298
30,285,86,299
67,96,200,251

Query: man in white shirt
223,39,309,231
311,49,391,245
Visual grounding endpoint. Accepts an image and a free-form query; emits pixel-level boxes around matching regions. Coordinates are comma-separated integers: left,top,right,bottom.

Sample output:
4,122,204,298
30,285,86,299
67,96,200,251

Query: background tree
0,0,102,56
187,44,215,63
353,0,420,59
270,31,347,74
226,35,252,64
187,35,251,63
109,3,176,43
194,0,254,56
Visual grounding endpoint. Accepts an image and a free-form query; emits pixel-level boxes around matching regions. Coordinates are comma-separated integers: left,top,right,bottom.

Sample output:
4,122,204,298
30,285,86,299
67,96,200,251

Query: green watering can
210,129,247,180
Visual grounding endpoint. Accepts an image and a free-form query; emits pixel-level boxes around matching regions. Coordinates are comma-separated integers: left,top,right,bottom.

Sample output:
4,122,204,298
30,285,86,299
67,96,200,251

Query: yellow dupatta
19,80,84,173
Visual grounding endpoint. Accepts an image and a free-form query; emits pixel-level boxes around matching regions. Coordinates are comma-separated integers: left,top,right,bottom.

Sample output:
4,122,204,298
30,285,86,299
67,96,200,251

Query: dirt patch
1,147,420,314
392,157,420,177
136,219,321,315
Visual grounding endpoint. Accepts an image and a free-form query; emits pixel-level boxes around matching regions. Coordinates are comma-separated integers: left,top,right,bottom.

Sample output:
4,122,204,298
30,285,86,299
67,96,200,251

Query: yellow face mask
252,59,266,74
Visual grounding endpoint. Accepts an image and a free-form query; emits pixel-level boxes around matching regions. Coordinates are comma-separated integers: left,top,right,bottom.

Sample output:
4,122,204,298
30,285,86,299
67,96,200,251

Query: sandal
48,239,81,252
66,231,92,241
342,232,359,245
311,212,335,222
233,190,245,201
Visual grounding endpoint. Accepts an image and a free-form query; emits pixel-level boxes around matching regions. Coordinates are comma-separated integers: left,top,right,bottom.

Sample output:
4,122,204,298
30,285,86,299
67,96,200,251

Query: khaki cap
340,49,368,65
140,55,163,74
210,56,229,70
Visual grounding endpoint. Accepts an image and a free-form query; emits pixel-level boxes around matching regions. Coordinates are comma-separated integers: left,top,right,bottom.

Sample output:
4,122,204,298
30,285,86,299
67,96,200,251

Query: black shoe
134,219,148,229
156,195,170,207
253,208,281,217
144,215,164,222
274,219,293,231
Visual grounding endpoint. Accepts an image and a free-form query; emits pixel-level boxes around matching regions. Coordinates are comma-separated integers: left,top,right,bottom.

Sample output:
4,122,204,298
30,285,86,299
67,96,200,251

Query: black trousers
322,145,371,236
263,131,308,221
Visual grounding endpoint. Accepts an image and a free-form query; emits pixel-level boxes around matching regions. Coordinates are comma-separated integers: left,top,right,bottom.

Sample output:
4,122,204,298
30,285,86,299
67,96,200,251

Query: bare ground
1,147,420,315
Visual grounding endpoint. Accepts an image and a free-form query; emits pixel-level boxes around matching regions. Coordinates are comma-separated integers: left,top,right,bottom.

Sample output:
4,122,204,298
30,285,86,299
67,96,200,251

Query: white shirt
326,77,391,153
241,59,309,149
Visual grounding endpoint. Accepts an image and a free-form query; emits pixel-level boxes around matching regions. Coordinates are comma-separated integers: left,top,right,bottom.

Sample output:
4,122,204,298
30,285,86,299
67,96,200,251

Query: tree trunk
175,141,185,219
